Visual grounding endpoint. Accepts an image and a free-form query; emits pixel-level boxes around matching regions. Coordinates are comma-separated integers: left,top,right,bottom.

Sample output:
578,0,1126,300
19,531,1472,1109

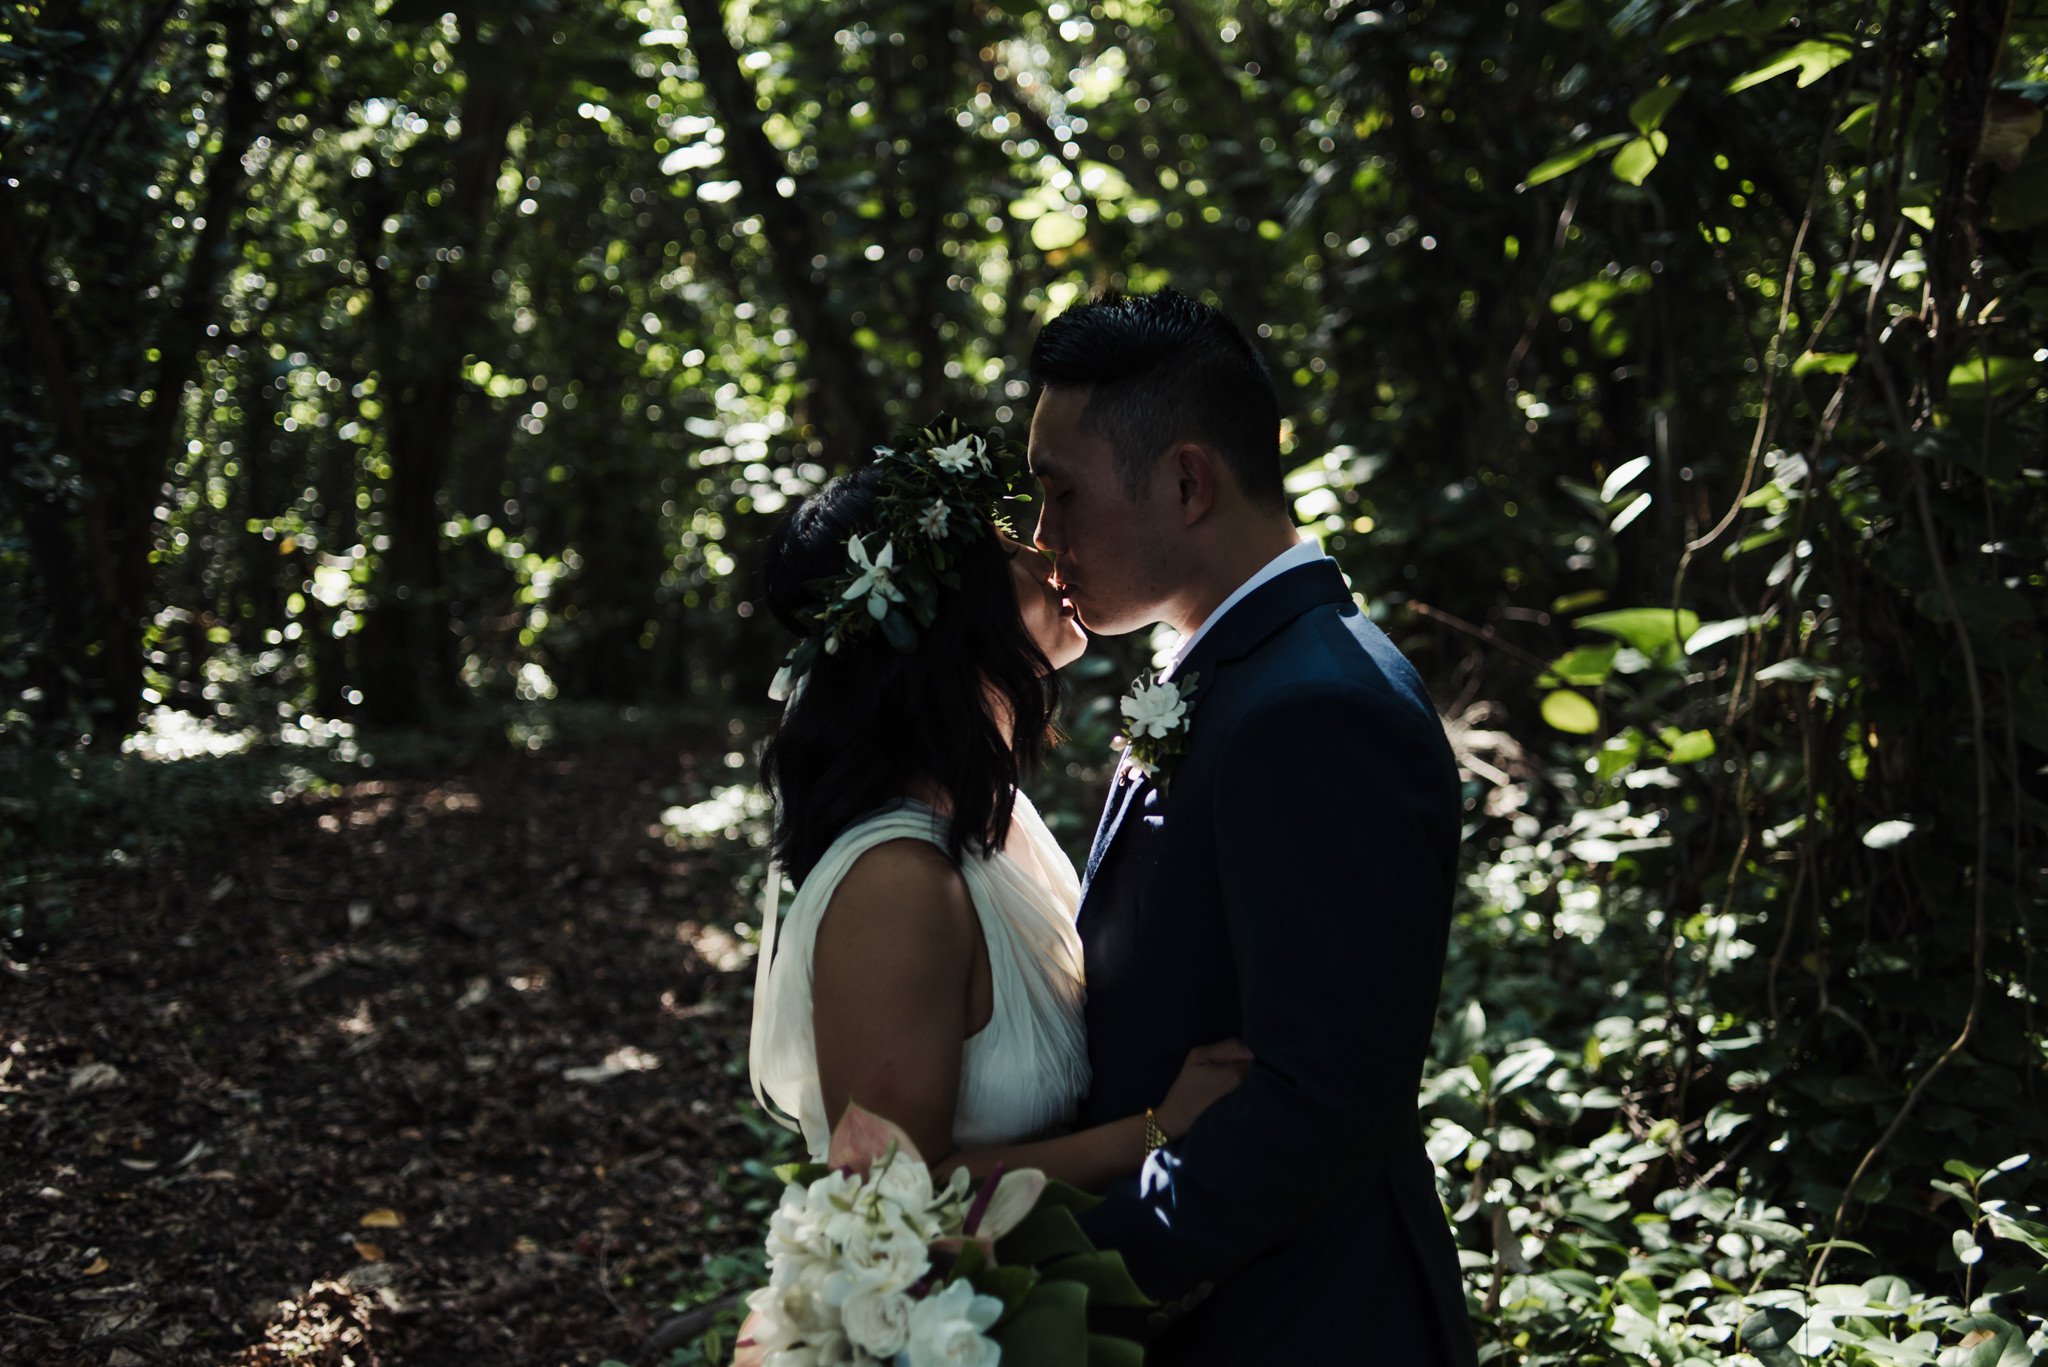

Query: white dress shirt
1165,537,1330,678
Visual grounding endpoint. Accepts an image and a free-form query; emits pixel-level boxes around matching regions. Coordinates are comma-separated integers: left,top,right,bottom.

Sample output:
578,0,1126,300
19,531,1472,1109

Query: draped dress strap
748,796,1089,1160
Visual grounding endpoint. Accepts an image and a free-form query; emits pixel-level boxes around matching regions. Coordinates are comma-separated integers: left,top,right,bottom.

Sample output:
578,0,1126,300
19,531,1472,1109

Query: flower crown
769,414,1031,702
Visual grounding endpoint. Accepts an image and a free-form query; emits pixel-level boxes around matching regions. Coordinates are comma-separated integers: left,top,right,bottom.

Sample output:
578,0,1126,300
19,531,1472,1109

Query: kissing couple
741,289,1476,1366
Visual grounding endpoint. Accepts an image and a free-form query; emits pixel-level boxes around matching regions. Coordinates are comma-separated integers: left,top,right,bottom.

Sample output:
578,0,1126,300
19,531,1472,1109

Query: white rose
903,1280,1004,1367
746,1284,803,1354
1120,677,1188,740
752,1274,834,1340
769,1188,828,1269
824,1212,929,1304
802,1170,864,1226
874,1153,935,1212
840,1286,916,1358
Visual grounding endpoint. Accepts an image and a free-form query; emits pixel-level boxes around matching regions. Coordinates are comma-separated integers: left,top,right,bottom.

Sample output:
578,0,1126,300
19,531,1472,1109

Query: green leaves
1727,39,1855,92
1575,607,1701,657
1628,82,1687,135
989,1279,1089,1367
993,1204,1093,1270
1541,689,1601,734
1525,134,1631,187
1946,355,2035,398
1740,1305,1809,1366
1546,643,1619,687
1661,0,1796,51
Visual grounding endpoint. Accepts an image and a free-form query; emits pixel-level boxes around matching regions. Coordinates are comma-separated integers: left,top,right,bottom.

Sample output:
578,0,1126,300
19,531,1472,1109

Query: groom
1028,289,1476,1366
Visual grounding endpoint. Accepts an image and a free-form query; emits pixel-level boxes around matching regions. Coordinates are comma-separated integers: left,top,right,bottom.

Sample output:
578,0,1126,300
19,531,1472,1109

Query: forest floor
1,721,790,1367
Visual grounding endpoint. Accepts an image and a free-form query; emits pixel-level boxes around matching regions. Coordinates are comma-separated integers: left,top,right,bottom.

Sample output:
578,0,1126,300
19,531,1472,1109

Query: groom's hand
1155,1039,1254,1140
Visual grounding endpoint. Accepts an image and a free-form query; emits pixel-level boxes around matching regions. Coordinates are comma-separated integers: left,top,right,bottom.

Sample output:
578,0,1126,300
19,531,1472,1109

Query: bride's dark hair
760,461,1054,886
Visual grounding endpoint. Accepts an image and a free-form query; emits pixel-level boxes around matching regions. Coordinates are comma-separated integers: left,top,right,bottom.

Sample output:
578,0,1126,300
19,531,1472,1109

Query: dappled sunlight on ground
0,731,783,1364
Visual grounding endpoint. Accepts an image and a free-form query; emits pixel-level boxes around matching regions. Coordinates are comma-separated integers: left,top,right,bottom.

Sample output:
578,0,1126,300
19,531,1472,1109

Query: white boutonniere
1116,671,1199,790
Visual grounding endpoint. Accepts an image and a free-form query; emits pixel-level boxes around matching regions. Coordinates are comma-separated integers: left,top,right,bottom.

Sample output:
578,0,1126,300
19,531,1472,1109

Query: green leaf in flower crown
878,606,917,652
1040,1250,1153,1308
989,1279,1089,1367
994,1204,1094,1268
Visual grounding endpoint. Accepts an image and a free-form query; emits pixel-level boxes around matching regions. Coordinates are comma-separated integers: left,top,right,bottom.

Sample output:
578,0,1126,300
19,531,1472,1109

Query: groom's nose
1033,502,1063,557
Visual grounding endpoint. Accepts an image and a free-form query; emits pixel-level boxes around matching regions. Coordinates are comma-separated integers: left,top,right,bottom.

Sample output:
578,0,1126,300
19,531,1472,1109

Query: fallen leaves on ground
1,729,776,1365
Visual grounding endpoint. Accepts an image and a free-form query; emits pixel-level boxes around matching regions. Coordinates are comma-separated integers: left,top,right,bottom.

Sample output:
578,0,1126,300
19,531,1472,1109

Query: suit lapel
1083,561,1353,893
1084,766,1148,889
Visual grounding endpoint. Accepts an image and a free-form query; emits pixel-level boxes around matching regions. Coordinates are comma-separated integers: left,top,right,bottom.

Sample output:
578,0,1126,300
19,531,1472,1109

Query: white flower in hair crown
767,415,1032,703
1117,671,1199,789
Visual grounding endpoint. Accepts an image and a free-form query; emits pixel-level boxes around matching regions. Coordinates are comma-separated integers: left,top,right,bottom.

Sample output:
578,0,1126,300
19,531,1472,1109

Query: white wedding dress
749,792,1091,1159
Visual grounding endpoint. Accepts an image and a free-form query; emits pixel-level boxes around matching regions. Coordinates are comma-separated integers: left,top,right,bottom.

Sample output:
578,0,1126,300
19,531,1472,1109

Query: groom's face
1027,385,1181,637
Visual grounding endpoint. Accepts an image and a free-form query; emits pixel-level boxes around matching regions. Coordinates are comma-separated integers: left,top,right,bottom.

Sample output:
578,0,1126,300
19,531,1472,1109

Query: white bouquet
741,1104,1149,1367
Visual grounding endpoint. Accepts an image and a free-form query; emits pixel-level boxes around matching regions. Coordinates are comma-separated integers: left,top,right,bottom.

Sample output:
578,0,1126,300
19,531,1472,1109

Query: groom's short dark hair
1028,288,1284,510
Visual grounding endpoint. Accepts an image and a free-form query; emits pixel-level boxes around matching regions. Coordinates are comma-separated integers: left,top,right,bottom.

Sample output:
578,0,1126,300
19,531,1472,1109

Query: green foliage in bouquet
975,1180,1151,1367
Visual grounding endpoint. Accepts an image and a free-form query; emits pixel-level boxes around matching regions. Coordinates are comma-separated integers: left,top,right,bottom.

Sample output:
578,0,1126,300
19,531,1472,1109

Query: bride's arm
811,838,982,1163
810,839,1253,1192
935,1041,1253,1191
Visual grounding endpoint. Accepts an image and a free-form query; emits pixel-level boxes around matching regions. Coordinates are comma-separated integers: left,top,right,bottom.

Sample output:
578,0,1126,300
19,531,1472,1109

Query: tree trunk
676,0,887,453
357,7,522,726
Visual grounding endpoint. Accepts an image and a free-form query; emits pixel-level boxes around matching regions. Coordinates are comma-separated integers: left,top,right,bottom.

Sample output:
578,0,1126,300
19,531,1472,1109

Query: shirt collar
1166,537,1329,677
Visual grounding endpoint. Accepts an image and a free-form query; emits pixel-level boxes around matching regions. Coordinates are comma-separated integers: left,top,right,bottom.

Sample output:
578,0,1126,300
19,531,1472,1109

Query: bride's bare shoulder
819,837,973,938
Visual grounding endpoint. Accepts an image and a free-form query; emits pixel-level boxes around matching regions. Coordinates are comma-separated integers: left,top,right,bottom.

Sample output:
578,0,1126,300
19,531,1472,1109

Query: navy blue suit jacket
1074,559,1476,1367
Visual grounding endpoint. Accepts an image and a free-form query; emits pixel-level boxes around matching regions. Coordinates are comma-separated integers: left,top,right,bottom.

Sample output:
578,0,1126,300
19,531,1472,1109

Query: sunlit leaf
1609,490,1652,531
1685,615,1769,653
1863,819,1916,849
1524,134,1630,187
1727,40,1854,93
1792,351,1857,376
1611,132,1667,185
1600,455,1652,502
1030,214,1086,251
1575,607,1701,655
1548,642,1619,686
1541,689,1601,734
1628,82,1688,134
1946,355,2034,398
1664,729,1715,763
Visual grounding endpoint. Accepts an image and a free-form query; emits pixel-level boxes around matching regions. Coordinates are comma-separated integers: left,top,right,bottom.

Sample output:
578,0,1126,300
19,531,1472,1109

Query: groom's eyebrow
1028,457,1061,482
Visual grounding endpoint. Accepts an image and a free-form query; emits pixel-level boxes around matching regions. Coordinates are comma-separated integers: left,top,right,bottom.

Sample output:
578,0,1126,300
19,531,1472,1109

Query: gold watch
1143,1107,1170,1154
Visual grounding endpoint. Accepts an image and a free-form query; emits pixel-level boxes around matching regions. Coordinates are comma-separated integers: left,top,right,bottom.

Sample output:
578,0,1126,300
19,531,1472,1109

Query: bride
746,418,1250,1193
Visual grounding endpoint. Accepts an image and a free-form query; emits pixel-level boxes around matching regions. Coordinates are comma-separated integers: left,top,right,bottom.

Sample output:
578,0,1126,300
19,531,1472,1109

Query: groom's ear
1172,442,1218,527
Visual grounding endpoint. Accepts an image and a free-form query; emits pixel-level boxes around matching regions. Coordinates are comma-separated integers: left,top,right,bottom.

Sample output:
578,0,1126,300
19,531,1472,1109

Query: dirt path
2,733,786,1366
